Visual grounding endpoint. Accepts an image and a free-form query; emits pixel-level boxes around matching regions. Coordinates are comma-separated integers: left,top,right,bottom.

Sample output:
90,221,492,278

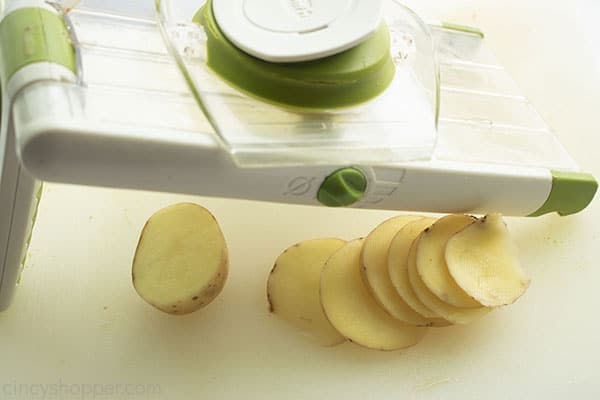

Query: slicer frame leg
0,116,41,311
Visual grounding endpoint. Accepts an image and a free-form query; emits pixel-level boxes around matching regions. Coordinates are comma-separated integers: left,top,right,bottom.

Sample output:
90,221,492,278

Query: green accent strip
529,171,597,217
194,0,396,109
0,8,76,82
317,167,367,207
441,22,484,38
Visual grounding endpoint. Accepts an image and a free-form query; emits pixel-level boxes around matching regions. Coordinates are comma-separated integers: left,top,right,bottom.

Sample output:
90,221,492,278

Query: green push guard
0,7,76,83
529,171,597,216
193,0,396,109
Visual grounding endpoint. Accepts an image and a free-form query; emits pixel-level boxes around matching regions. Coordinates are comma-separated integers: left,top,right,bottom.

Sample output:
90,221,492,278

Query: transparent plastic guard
430,25,577,170
155,0,439,167
4,0,578,173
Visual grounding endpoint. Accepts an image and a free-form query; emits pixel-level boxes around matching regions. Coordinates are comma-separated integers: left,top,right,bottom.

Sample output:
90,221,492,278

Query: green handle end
529,171,597,217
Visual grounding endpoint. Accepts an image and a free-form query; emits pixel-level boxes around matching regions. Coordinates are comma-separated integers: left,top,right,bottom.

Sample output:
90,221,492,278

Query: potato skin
132,203,229,316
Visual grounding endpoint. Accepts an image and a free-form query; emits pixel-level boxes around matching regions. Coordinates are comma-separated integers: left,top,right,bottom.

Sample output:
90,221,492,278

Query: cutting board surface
1,0,599,399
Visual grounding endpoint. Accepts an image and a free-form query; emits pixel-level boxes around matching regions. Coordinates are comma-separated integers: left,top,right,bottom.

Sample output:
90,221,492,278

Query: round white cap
212,0,383,62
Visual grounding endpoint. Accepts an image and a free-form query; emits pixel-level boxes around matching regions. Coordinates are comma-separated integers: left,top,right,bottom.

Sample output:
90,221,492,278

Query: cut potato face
267,238,347,346
132,203,228,315
387,218,448,326
416,214,481,308
446,213,530,307
408,234,490,324
360,215,430,326
321,239,428,351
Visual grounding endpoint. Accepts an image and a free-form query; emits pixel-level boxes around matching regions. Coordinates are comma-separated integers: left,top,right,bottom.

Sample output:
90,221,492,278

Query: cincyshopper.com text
2,380,162,399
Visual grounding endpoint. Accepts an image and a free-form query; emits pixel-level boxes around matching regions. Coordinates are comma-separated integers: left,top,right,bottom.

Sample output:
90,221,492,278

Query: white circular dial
244,0,350,33
212,0,383,62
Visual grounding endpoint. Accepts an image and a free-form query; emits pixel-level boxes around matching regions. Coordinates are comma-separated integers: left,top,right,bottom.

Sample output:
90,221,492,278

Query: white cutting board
1,0,600,399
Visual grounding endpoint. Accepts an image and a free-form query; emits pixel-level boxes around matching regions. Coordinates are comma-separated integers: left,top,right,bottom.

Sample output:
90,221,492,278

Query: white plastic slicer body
0,0,596,312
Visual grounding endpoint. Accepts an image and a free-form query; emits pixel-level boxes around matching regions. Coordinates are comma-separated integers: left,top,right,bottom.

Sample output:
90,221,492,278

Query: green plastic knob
318,168,367,207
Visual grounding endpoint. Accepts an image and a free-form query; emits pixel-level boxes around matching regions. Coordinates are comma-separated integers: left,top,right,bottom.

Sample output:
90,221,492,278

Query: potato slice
416,214,482,308
267,238,346,346
446,213,530,307
360,215,434,326
388,218,450,327
408,234,490,324
132,203,228,315
321,239,428,351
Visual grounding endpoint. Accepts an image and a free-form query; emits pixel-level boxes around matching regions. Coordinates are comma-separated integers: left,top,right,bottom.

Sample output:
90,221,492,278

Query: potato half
415,214,482,308
360,215,430,326
267,238,347,346
321,239,428,351
445,213,530,307
388,218,450,327
132,203,228,315
408,234,490,325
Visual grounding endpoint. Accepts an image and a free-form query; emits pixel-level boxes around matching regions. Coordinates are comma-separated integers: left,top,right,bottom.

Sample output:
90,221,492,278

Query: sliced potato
321,239,428,351
387,218,449,326
360,215,430,326
267,238,347,346
445,213,530,307
408,234,490,324
416,214,482,308
132,203,228,315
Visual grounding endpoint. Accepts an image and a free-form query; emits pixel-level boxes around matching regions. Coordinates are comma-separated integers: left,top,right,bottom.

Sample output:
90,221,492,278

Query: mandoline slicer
0,0,597,310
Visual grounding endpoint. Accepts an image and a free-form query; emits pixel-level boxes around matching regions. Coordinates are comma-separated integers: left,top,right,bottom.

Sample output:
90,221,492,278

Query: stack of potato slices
267,213,530,350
